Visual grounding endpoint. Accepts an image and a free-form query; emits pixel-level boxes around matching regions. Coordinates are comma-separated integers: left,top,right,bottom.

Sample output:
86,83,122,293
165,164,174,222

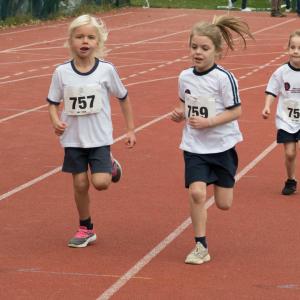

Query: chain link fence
0,0,130,20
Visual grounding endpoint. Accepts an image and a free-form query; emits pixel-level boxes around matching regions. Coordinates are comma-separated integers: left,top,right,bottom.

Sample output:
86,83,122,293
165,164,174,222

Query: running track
1,7,300,300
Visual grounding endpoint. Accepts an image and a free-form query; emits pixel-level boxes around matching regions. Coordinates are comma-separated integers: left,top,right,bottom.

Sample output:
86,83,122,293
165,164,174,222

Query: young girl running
171,15,253,264
47,14,136,248
262,30,300,196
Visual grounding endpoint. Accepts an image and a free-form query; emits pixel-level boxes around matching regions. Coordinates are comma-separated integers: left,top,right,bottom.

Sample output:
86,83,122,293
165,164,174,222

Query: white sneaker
241,7,252,12
185,242,211,265
285,8,292,12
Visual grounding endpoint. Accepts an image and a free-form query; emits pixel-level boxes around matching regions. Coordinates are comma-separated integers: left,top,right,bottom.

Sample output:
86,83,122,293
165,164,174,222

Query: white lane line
0,57,66,65
17,268,151,280
0,12,134,37
97,141,278,300
0,73,52,85
0,15,187,54
0,17,291,82
0,29,188,81
0,112,171,202
252,18,295,35
0,104,48,123
0,77,267,124
0,167,62,202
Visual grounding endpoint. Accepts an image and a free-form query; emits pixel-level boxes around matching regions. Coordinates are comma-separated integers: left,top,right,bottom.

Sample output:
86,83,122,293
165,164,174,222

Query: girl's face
70,25,99,60
288,35,300,68
190,35,218,72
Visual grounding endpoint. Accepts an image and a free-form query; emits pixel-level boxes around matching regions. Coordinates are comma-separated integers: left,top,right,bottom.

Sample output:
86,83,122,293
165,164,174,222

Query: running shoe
271,11,286,17
68,226,97,248
185,242,211,265
241,7,252,12
282,179,297,195
111,157,122,183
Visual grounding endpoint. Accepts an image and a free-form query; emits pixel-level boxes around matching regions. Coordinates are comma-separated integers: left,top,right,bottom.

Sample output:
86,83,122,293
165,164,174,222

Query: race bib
185,94,216,119
64,85,102,115
281,98,300,124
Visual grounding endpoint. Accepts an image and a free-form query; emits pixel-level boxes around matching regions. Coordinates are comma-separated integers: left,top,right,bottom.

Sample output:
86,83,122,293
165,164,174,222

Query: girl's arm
188,105,242,129
48,103,67,136
118,96,136,148
262,94,276,119
171,101,185,122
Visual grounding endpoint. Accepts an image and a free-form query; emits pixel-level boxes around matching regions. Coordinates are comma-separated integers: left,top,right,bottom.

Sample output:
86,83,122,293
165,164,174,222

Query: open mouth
80,46,89,51
194,58,203,63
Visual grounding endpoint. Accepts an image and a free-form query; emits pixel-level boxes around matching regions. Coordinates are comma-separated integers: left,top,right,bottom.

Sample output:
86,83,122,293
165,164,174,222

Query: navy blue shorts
277,129,300,143
183,148,238,188
62,146,112,174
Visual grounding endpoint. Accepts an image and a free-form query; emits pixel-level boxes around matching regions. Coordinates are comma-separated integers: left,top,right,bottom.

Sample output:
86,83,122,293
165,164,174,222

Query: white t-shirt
47,58,127,148
266,62,300,133
178,64,243,154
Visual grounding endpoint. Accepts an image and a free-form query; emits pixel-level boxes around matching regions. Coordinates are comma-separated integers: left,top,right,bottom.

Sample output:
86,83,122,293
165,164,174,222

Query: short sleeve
47,69,63,104
266,70,280,97
107,65,128,100
178,72,186,102
221,72,241,108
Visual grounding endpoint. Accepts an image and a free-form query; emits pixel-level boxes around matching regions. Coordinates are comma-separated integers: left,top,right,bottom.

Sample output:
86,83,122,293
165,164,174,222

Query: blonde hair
189,15,254,54
288,29,300,47
66,14,108,58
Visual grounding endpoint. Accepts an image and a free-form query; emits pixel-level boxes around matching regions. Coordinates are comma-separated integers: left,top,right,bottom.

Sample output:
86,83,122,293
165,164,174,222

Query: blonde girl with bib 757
47,15,136,248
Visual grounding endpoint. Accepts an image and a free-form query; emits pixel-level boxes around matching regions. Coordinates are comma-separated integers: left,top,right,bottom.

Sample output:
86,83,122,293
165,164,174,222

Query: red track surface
1,7,300,300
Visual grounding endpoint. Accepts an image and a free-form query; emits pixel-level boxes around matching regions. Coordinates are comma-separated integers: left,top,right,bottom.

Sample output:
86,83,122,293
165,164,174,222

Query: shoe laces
111,161,117,176
74,226,93,238
194,243,207,256
286,179,297,187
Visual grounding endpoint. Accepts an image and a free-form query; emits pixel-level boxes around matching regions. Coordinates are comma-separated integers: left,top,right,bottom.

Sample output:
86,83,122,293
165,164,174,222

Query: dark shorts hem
277,129,300,144
184,148,238,189
62,146,112,174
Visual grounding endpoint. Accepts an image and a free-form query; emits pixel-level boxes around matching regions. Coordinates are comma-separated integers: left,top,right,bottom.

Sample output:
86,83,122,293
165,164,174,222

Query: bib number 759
185,94,216,119
187,105,209,118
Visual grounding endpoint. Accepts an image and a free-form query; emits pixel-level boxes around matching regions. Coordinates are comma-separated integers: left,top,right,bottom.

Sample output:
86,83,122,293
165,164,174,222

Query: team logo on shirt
284,82,290,91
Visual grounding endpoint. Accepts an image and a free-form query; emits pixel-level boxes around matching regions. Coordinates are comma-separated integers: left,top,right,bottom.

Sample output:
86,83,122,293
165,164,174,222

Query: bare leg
214,185,234,210
284,142,297,179
73,172,90,220
91,172,111,191
189,182,207,237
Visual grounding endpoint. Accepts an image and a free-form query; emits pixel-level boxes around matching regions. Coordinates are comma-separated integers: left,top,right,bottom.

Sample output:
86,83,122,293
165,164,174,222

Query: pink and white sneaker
68,226,96,248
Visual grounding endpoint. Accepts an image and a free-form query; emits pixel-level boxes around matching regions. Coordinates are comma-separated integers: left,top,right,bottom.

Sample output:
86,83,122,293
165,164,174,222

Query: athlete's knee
74,180,89,193
215,201,232,210
285,151,296,162
91,173,111,191
92,179,110,191
189,186,206,205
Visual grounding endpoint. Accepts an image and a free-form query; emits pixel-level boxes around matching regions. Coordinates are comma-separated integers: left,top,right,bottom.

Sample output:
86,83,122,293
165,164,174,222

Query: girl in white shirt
262,30,300,196
171,15,253,264
47,14,136,248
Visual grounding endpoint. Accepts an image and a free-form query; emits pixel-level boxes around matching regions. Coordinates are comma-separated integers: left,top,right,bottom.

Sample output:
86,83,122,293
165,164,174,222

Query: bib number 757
185,94,216,119
69,95,95,110
64,85,102,115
